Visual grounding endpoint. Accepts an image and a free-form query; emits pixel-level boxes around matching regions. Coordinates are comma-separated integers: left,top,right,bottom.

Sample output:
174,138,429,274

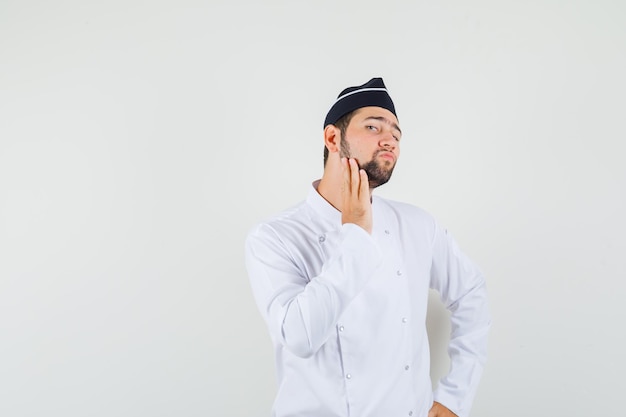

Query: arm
245,222,382,358
245,158,379,358
429,223,491,417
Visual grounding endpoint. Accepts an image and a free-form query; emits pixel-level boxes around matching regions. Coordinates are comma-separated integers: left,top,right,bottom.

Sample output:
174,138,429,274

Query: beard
340,137,396,189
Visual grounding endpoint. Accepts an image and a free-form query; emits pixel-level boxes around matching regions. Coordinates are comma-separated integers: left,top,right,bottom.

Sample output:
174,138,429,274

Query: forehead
352,107,400,128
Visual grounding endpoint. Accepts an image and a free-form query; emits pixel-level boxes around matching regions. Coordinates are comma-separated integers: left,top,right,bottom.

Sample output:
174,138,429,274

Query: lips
377,151,396,162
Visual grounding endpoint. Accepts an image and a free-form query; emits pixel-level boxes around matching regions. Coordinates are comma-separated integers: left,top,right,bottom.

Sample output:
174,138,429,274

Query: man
245,77,491,417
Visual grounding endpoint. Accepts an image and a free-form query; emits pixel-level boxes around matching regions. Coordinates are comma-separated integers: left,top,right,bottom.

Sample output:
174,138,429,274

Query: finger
349,158,360,200
359,168,369,201
341,157,350,194
342,158,353,211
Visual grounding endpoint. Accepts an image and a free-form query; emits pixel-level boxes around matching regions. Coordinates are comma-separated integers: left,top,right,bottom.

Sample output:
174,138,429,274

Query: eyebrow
364,116,402,135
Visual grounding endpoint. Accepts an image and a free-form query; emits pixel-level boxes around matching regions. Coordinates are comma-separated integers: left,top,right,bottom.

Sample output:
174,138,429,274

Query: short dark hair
323,110,355,166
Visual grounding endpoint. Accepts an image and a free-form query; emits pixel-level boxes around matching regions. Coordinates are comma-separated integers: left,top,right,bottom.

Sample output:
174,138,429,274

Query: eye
366,125,378,131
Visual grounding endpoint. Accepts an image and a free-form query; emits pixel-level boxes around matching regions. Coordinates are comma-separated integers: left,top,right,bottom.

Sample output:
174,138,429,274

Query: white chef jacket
245,181,490,417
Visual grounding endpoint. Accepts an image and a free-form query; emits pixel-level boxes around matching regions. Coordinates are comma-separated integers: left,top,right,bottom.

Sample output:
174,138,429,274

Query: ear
324,124,341,154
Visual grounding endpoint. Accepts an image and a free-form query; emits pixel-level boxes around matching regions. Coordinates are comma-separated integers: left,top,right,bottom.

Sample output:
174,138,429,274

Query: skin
318,106,402,234
316,106,458,417
428,401,458,417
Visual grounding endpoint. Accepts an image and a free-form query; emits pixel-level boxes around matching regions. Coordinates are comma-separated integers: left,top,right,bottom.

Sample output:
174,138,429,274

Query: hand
428,402,458,417
341,157,372,234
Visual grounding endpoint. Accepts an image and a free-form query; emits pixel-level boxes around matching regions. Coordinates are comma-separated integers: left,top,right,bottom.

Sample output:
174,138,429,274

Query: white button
409,411,413,416
405,365,410,370
346,373,352,379
319,235,326,243
402,317,408,323
339,325,344,332
384,229,390,234
396,270,403,276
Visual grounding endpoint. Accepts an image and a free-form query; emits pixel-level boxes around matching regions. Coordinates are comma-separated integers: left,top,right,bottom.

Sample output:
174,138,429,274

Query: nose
379,131,397,150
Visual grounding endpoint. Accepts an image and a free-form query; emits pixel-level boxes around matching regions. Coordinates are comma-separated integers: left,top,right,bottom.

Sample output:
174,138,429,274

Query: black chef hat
324,77,396,128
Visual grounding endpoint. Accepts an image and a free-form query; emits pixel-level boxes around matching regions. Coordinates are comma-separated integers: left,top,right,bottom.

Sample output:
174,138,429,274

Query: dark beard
340,137,395,189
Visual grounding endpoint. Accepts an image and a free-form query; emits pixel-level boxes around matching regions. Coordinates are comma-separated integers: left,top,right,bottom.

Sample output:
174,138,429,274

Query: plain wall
1,1,625,416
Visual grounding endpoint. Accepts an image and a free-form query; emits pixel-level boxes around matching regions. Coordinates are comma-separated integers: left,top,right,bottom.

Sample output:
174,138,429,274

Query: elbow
284,340,317,358
278,304,319,358
280,327,317,358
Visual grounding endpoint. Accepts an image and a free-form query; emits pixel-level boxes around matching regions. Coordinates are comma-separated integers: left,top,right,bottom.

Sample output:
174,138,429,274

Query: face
339,107,402,188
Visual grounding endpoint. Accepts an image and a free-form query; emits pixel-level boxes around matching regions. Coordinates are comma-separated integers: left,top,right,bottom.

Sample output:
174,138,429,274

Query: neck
316,159,374,213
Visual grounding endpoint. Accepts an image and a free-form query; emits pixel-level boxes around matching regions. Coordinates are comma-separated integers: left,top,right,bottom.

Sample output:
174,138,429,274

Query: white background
1,1,625,416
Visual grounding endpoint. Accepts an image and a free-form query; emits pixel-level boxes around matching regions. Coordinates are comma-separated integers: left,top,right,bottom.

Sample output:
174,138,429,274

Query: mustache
374,147,394,158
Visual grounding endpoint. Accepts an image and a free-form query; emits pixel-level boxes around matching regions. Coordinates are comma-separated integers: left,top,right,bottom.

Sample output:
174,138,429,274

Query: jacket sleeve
245,222,383,358
429,222,491,417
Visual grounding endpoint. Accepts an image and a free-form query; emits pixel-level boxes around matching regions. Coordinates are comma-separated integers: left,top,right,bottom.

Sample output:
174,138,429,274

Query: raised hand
341,157,372,234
